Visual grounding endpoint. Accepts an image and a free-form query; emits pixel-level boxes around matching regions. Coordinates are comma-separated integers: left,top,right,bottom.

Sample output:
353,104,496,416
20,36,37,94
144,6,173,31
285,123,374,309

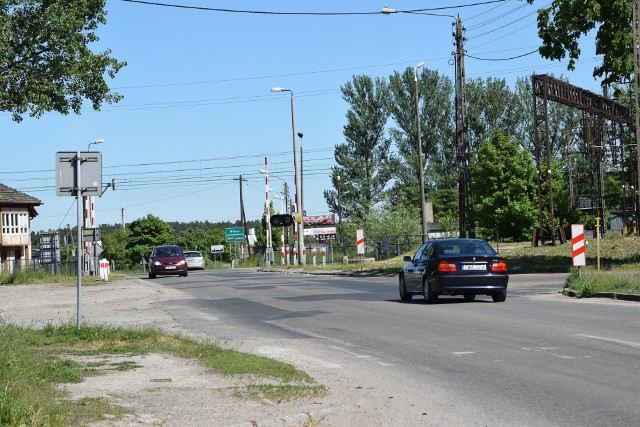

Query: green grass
564,268,640,296
0,322,325,427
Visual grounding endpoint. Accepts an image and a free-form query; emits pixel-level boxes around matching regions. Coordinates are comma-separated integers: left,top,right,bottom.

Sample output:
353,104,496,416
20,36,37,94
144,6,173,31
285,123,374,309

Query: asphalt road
142,270,640,426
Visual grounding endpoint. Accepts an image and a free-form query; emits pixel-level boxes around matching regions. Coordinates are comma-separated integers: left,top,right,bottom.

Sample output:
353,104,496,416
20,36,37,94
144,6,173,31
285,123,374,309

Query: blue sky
1,0,605,233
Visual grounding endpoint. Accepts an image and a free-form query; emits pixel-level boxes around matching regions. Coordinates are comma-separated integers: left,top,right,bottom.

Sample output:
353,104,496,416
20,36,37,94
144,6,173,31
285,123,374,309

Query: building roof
0,183,43,217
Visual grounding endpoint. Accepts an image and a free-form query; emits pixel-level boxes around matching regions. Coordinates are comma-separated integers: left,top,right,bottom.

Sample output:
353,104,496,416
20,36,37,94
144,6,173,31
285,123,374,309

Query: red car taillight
491,260,507,272
438,260,457,272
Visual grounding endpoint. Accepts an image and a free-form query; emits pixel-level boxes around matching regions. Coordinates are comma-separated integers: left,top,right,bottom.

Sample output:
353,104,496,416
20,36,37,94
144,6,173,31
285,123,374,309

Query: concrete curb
229,402,362,427
562,289,640,302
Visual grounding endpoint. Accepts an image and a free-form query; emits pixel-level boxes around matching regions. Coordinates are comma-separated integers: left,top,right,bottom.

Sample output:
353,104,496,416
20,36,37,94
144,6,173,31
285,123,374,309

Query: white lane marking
329,345,395,367
576,334,640,349
452,351,475,356
255,346,342,369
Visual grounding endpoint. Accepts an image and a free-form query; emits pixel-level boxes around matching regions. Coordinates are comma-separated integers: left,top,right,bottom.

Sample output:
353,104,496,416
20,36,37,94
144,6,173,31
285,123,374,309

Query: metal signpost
56,151,102,328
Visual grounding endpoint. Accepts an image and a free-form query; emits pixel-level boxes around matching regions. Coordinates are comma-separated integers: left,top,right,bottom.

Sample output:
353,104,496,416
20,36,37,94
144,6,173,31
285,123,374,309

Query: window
1,209,29,235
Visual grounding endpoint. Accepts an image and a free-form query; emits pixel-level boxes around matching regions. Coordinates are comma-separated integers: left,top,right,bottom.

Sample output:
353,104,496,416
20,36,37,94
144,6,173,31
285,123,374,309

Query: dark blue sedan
399,238,509,303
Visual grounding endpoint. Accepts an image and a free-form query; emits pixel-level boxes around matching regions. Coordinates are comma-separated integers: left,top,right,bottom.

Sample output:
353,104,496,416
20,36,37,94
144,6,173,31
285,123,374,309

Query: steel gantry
532,74,632,245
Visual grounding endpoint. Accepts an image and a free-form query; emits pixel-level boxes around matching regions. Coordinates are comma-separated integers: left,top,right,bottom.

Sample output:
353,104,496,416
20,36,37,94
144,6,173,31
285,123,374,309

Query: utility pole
454,17,475,238
234,176,250,256
633,0,640,230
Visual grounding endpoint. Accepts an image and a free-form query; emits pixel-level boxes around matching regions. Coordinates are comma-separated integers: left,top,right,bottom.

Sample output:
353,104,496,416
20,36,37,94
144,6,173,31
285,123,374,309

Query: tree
324,75,393,222
473,131,537,241
466,77,520,153
0,0,126,122
527,0,632,85
126,215,174,266
101,227,130,269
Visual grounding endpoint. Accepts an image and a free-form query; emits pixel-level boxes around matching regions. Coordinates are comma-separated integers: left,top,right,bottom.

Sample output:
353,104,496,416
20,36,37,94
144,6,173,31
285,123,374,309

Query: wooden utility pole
454,17,475,238
234,175,250,256
633,0,640,229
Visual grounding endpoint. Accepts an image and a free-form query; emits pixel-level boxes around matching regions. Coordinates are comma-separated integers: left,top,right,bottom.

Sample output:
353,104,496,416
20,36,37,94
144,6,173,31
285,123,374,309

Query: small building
0,183,43,273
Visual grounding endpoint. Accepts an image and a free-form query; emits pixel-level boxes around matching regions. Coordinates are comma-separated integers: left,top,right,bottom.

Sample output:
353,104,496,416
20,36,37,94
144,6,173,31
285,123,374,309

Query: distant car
148,245,188,279
184,250,205,270
399,238,508,303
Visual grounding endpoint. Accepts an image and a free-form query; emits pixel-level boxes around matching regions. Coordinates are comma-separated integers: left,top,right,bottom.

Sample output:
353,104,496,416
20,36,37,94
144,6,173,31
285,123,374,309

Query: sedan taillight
438,260,457,272
491,260,508,272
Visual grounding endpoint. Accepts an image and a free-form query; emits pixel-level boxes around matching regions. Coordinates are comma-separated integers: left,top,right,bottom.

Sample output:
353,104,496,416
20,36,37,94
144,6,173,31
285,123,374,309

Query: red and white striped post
356,229,365,271
322,247,326,267
263,157,272,265
312,248,317,266
571,224,586,275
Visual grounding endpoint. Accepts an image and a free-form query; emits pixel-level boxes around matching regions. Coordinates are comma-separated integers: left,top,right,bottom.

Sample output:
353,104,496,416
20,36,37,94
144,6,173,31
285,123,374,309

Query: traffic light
270,214,294,227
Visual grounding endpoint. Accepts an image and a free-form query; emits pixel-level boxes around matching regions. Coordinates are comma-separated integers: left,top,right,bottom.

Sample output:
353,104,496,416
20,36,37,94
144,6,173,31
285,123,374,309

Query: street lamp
298,132,304,225
88,139,104,151
383,5,456,241
414,60,428,243
271,87,305,265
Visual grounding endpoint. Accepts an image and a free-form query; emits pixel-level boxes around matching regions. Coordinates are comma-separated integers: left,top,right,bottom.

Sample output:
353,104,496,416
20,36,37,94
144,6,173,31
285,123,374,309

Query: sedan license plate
165,266,176,270
462,264,486,271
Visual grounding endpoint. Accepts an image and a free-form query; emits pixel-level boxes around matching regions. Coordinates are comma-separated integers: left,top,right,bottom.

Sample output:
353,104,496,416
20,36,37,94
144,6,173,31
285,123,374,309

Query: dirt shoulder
0,279,369,427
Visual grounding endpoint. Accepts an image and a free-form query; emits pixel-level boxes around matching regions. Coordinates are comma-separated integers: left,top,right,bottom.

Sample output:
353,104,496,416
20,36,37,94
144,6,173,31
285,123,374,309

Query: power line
466,49,538,61
121,0,508,15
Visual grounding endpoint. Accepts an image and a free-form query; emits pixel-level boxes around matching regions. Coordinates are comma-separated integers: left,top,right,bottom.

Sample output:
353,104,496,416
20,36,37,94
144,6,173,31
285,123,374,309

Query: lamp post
298,131,304,226
271,87,305,265
414,60,428,243
383,6,456,241
88,138,104,151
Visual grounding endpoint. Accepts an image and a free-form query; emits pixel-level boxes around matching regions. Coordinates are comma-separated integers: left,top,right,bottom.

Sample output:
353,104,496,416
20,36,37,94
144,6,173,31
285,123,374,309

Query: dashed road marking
576,334,640,349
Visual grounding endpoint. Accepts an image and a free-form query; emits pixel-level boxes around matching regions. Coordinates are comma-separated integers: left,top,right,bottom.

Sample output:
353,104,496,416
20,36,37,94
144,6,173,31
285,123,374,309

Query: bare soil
0,279,395,427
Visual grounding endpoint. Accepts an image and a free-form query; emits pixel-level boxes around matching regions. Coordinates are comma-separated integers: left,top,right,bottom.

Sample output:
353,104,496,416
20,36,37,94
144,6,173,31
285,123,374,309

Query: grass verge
0,322,326,426
564,268,640,296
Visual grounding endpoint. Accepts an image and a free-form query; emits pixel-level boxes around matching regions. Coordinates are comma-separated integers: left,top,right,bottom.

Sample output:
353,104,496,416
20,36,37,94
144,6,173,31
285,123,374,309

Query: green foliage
0,0,126,122
527,0,632,85
361,205,420,240
101,227,130,269
473,131,537,240
125,215,174,266
324,75,393,222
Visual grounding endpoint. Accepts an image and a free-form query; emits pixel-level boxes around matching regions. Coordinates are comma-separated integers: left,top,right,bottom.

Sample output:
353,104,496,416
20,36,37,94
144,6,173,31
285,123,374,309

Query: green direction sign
225,227,245,242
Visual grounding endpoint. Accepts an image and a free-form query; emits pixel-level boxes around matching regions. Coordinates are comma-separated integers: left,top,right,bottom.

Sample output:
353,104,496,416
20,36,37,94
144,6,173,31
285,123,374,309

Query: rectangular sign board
225,227,246,242
82,227,101,243
56,152,103,197
211,244,225,253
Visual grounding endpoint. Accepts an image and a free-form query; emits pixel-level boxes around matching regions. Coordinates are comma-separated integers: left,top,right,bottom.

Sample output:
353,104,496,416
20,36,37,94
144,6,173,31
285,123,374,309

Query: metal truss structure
532,74,632,245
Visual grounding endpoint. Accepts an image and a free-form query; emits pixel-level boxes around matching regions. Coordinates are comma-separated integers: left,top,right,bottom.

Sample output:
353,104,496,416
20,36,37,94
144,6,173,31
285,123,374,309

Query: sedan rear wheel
492,290,507,302
399,276,413,302
423,282,438,304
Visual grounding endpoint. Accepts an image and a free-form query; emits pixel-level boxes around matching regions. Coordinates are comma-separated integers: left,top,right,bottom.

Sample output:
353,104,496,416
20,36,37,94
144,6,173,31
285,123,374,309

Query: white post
312,248,317,266
322,247,327,267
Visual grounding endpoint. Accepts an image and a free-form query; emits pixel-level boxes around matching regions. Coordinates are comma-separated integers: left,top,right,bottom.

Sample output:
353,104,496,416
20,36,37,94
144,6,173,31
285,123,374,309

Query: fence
254,233,428,266
0,258,79,276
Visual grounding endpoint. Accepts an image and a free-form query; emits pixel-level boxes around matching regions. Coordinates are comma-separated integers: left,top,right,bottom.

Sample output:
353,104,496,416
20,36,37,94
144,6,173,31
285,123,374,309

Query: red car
148,245,188,279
